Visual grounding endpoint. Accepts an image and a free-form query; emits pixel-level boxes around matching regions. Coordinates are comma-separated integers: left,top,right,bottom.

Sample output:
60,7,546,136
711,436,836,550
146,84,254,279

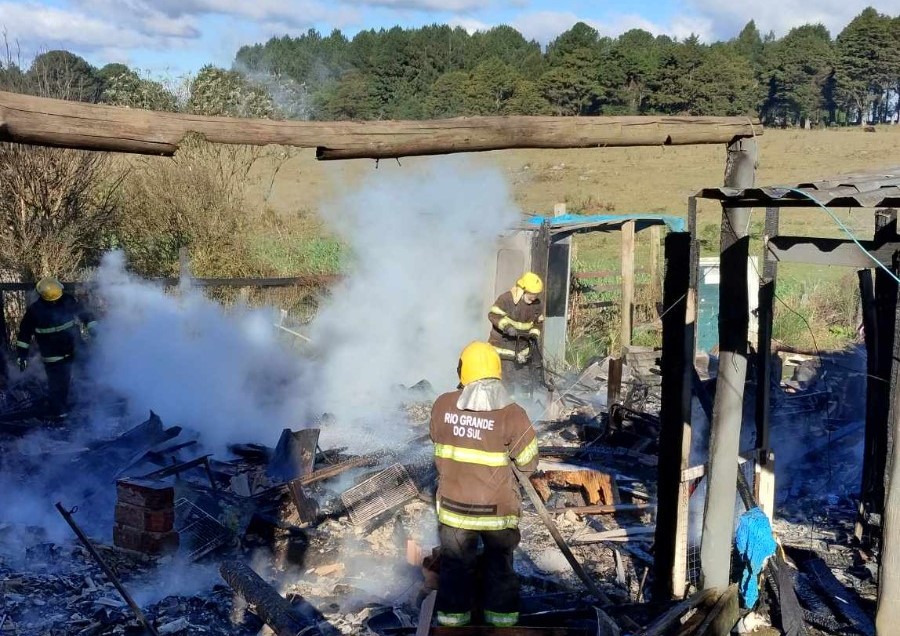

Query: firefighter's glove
504,326,519,338
18,358,27,372
515,350,530,365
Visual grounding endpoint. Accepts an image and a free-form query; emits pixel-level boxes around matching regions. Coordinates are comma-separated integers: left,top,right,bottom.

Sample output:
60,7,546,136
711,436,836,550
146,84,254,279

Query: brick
114,503,174,533
113,524,179,555
116,479,174,510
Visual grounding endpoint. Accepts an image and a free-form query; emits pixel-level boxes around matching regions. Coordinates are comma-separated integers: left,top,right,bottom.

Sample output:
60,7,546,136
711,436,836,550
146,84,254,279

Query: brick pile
113,478,179,555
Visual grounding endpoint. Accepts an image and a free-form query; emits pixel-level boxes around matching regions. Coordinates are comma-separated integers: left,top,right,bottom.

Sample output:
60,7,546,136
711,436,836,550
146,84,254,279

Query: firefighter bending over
429,341,539,628
16,277,96,420
488,271,545,395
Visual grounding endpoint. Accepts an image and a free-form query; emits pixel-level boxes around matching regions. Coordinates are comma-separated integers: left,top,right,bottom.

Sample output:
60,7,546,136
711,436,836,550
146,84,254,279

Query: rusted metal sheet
696,168,900,208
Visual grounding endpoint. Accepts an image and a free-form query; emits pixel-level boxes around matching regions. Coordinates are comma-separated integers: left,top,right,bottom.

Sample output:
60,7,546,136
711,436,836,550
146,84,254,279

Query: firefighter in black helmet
16,277,96,420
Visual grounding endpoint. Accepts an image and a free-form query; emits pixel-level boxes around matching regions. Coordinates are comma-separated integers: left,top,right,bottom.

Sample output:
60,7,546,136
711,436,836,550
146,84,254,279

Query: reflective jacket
430,388,539,531
17,294,96,363
488,287,544,362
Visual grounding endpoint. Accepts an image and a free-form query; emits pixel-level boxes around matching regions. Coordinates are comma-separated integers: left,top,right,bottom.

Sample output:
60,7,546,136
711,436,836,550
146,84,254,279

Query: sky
0,0,897,77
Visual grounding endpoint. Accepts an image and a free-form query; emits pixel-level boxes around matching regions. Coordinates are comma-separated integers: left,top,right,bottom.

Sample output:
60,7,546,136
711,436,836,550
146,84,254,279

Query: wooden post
754,206,779,520
607,358,624,407
755,207,778,453
621,221,636,350
649,225,662,306
859,211,899,547
0,290,8,350
700,137,757,592
877,245,900,633
856,268,881,544
653,231,694,600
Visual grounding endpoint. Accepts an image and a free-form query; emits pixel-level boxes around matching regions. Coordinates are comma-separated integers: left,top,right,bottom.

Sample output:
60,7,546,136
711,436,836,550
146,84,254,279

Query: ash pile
0,345,669,636
0,343,879,636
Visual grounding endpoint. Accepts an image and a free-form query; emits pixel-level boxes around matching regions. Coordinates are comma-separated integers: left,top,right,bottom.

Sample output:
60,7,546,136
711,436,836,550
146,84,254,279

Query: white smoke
76,158,518,454
309,158,521,449
86,252,316,452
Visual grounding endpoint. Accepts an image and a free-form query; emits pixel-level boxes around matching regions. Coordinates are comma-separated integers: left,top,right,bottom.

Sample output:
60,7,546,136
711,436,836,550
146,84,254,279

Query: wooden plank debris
637,588,718,636
547,503,654,515
693,585,739,636
219,560,325,636
571,526,656,544
294,454,379,486
794,551,875,636
267,428,319,482
531,469,615,506
512,466,614,609
538,446,657,466
416,590,437,636
0,91,762,158
55,503,161,636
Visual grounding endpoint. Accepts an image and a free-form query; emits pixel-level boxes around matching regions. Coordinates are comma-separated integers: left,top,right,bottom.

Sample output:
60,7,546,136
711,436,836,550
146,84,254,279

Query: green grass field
235,126,900,360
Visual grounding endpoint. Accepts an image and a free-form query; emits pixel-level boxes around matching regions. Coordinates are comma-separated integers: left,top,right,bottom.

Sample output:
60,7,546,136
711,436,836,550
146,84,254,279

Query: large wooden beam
653,230,694,600
700,137,757,591
0,91,762,159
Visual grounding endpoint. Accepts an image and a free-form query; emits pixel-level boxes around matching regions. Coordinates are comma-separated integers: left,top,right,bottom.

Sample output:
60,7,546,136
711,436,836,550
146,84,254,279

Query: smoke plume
86,252,316,452
309,158,521,449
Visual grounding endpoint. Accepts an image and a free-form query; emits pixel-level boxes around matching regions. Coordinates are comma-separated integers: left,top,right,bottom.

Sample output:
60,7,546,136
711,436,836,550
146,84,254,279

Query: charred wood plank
513,466,615,613
546,503,655,515
416,590,437,636
637,588,718,636
790,551,874,636
571,526,656,544
219,560,325,636
297,454,380,486
693,585,739,636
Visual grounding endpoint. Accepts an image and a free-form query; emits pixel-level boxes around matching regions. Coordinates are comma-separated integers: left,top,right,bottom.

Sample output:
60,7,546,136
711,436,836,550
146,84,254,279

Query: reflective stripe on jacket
430,389,539,531
16,293,94,361
488,288,544,360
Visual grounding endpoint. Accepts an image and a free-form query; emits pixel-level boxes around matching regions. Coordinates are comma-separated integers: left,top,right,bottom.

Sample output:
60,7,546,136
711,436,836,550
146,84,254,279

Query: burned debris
0,334,878,636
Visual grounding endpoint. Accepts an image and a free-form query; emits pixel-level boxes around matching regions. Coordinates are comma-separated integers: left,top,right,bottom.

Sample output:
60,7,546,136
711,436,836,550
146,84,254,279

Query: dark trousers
501,358,538,398
45,359,73,417
436,524,521,625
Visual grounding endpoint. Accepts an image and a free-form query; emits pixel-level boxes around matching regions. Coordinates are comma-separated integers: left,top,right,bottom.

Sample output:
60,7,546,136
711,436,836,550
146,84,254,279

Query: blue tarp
524,213,686,233
735,507,777,608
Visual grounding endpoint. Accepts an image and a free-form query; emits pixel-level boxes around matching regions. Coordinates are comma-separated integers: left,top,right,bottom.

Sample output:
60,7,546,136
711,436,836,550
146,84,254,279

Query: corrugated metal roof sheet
696,167,900,208
523,213,686,233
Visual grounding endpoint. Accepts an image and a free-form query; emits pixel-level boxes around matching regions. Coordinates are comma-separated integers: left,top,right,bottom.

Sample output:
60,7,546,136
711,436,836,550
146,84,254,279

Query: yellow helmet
36,277,64,302
458,341,502,386
517,272,543,295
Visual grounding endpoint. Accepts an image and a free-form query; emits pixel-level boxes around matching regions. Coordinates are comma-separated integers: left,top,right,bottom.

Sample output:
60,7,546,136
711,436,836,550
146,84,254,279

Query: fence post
620,221,636,349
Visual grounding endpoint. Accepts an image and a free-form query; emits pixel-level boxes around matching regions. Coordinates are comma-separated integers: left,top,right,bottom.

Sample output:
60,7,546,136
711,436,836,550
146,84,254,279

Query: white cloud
683,0,900,39
0,1,197,53
343,0,487,10
512,10,600,44
448,16,490,34
74,0,351,32
510,10,713,46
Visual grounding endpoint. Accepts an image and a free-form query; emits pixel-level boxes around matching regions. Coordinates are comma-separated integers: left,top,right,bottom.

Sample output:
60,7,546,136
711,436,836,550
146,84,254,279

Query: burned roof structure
660,164,900,634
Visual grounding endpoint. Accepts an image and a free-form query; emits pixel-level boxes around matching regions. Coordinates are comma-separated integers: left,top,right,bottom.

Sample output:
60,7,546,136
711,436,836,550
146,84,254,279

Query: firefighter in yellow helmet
429,341,539,628
16,277,97,420
488,272,545,396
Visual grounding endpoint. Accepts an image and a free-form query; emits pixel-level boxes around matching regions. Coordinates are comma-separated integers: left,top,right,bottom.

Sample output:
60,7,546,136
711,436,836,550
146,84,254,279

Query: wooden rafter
0,90,763,159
